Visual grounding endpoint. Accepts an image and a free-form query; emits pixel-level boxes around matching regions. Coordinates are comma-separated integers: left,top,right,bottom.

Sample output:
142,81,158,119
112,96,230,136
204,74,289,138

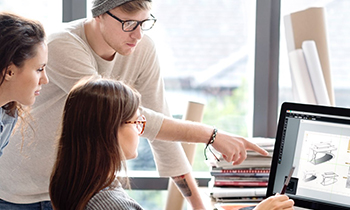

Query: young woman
0,12,49,156
49,77,145,210
49,77,294,210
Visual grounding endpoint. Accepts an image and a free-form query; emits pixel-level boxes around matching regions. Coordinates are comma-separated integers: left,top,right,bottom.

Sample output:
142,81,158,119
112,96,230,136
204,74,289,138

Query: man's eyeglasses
125,115,146,135
106,11,157,32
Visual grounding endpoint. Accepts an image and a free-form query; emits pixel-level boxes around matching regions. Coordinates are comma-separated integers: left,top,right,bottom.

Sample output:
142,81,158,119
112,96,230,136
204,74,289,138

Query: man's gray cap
91,0,151,17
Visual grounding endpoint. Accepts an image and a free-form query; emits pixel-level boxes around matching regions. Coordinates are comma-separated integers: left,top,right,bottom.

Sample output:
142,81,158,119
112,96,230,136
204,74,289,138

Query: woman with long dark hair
50,77,144,209
0,12,49,156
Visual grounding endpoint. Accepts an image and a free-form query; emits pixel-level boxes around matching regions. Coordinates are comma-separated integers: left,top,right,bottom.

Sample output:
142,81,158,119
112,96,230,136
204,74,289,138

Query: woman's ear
4,65,15,81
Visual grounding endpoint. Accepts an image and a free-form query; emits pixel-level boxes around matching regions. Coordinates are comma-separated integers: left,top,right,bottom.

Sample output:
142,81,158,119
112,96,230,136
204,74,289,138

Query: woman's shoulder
0,106,18,122
85,187,144,210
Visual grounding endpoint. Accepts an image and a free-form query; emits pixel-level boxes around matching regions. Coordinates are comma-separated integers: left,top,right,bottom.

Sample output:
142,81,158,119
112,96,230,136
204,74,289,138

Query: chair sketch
309,142,337,165
321,171,338,186
303,170,317,182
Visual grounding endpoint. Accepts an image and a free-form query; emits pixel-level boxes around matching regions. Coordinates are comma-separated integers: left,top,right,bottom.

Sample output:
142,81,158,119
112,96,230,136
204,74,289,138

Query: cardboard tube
285,7,335,105
165,101,205,210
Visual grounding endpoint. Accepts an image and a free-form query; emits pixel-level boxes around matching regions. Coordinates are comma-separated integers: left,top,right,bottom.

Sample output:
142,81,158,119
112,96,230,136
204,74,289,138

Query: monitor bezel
267,102,350,210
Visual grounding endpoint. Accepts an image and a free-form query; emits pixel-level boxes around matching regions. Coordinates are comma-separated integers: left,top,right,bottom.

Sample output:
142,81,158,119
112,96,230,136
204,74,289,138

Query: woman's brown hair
0,11,45,116
49,77,141,210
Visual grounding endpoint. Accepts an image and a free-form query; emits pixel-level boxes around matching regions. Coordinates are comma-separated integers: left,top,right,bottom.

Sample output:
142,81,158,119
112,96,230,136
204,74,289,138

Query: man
0,0,293,209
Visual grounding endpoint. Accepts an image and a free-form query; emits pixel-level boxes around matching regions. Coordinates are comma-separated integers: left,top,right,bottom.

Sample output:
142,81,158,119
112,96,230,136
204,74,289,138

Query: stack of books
206,138,274,203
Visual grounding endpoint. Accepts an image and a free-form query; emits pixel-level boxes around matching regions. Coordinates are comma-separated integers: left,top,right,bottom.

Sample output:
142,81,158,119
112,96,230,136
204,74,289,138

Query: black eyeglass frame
106,11,157,32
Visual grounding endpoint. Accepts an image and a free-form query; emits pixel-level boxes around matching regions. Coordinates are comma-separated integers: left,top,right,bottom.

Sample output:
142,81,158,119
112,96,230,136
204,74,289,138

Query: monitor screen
267,102,350,210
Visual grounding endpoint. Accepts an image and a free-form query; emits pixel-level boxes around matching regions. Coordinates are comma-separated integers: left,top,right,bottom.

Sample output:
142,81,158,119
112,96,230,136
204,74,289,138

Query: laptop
267,102,350,210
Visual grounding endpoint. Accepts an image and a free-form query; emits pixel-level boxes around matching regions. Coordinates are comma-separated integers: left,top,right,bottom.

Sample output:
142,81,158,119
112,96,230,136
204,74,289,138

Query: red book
214,180,268,187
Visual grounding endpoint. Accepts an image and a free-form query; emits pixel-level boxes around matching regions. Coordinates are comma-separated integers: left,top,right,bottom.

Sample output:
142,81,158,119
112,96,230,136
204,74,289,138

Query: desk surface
196,188,313,210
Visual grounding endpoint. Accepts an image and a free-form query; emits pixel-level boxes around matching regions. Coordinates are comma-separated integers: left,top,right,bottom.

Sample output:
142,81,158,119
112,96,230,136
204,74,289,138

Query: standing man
0,1,291,210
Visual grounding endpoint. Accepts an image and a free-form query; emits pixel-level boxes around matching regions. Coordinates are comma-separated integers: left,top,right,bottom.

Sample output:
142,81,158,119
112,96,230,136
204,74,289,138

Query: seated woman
49,77,144,209
49,77,294,210
0,12,49,156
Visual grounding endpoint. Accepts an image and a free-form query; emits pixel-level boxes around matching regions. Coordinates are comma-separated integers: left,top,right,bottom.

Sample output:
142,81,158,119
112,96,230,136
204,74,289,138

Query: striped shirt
86,184,144,210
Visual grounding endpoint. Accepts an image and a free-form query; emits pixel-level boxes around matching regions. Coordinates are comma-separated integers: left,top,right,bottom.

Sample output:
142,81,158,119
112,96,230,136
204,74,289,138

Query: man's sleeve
134,36,192,177
46,32,99,94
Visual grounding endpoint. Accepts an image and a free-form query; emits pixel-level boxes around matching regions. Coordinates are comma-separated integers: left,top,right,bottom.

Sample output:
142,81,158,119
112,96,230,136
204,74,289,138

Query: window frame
253,0,281,138
62,0,281,189
62,0,86,22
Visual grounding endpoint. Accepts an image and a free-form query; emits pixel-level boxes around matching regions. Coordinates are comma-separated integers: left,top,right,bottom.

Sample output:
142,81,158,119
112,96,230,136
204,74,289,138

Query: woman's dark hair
0,12,45,116
49,77,141,210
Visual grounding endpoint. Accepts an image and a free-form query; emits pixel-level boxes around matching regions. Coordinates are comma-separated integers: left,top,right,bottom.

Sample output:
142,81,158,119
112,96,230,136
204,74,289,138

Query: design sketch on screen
294,131,350,197
309,141,337,165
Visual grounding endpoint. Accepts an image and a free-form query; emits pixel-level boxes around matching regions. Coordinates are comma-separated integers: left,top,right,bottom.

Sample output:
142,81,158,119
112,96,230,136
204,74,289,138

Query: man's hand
211,130,269,164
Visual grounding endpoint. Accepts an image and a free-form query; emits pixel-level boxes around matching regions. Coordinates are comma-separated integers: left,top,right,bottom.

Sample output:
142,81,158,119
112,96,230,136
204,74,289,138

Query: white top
0,19,191,204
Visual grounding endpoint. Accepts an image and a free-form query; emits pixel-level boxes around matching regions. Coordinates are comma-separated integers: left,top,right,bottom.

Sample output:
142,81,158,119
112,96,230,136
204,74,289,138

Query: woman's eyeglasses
125,115,146,135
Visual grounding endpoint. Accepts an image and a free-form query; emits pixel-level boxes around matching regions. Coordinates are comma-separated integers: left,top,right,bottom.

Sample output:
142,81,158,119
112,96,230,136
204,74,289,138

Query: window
124,0,257,173
0,0,62,34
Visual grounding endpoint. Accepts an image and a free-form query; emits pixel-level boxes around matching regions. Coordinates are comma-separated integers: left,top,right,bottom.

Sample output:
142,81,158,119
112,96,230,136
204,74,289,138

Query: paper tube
284,7,335,105
302,40,331,105
288,49,317,104
165,101,205,210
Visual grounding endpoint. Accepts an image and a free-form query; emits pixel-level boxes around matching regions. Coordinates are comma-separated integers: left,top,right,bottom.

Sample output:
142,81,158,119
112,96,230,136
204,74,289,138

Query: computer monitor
267,102,350,210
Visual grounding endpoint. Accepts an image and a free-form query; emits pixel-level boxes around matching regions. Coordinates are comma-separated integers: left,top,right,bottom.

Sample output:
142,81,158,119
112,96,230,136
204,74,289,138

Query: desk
195,187,313,210
194,187,313,210
213,202,311,210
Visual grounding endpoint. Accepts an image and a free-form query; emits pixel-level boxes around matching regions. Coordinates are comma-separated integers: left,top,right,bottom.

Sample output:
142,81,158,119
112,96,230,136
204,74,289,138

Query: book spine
219,169,270,173
210,172,269,177
214,181,268,187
